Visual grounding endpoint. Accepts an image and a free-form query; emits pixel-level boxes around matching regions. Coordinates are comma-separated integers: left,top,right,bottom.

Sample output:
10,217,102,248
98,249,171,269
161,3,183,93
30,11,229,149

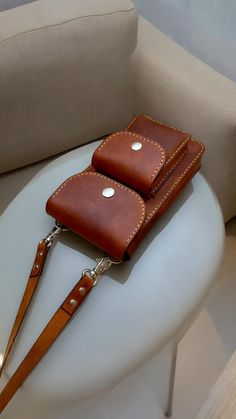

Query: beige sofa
0,0,236,225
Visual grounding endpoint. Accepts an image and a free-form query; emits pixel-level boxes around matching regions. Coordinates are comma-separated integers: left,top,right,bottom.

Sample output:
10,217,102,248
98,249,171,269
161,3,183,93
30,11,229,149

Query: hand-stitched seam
144,143,205,224
151,149,188,194
127,114,188,134
50,171,145,246
165,136,190,166
127,115,191,165
94,131,165,180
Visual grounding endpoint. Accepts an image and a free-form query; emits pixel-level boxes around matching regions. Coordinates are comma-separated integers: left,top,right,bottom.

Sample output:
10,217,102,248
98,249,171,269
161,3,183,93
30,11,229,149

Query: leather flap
92,131,166,197
46,172,145,261
127,115,190,163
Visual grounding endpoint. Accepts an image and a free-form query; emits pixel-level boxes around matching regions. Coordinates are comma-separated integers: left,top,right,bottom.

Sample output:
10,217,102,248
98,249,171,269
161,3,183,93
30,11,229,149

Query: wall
133,0,236,82
0,0,35,11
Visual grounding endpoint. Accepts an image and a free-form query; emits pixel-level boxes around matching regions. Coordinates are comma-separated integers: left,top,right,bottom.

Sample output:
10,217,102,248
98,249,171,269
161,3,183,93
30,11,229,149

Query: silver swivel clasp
83,256,121,286
44,221,68,247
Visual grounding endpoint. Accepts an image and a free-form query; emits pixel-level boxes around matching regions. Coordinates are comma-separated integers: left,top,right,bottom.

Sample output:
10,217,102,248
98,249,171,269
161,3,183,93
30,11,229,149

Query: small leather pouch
46,172,145,261
46,115,205,261
92,131,166,197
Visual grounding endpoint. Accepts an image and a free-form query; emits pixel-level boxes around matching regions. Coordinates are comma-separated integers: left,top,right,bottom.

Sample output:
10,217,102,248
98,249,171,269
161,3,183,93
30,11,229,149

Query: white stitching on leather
165,136,190,165
127,115,191,166
144,142,204,223
127,114,188,134
50,171,146,246
151,149,188,194
94,131,165,180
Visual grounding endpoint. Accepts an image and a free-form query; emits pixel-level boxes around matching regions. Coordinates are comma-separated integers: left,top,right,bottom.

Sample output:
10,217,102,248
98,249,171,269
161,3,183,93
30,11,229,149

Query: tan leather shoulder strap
0,239,50,378
0,274,94,413
0,224,64,378
0,236,113,414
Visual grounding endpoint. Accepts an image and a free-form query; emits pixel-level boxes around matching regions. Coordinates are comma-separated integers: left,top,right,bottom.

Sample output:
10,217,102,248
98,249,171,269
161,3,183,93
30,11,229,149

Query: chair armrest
0,0,137,174
132,17,236,222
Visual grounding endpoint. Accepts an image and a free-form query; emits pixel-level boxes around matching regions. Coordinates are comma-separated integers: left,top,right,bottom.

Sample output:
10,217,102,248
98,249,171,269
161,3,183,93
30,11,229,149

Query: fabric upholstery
0,0,137,173
132,17,236,222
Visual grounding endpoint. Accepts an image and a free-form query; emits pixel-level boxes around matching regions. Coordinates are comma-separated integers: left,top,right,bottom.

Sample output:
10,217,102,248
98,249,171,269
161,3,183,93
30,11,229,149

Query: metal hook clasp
82,256,121,286
44,221,68,247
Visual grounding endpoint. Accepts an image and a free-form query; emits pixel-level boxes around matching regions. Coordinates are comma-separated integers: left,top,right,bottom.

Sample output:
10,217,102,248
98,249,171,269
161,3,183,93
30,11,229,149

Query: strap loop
82,256,120,286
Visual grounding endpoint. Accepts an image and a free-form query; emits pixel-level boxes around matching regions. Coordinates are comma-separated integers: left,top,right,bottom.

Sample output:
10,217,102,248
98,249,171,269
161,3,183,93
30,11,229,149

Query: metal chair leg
164,341,178,417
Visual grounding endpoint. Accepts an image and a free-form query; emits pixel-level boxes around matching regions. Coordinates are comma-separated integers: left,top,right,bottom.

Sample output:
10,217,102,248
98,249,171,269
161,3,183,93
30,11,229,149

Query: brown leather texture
0,274,94,414
92,131,166,196
128,115,191,195
46,115,205,261
46,172,145,261
127,115,190,162
0,239,49,379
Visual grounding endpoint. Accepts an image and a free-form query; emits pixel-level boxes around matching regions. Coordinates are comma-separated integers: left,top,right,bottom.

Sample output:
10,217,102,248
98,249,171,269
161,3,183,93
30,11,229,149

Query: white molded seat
0,141,224,419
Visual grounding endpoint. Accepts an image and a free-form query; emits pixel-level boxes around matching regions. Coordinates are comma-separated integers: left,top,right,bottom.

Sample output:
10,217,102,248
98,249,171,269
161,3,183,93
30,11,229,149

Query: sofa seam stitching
0,6,135,47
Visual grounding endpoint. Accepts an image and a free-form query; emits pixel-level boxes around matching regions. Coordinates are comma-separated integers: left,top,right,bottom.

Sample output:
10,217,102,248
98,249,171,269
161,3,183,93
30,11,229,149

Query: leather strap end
0,240,50,379
0,275,93,414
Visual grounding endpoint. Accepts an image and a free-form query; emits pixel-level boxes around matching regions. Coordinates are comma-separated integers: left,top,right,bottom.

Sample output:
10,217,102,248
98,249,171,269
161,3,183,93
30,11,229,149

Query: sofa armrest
0,0,137,174
132,17,236,222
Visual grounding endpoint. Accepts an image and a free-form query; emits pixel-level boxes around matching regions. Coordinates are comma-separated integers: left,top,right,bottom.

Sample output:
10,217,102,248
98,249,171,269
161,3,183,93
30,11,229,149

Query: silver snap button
131,142,142,151
102,187,115,198
79,287,86,296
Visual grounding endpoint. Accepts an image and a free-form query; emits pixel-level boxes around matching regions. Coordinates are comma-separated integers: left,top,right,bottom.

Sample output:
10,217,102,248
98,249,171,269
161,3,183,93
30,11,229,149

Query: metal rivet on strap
37,252,43,257
70,299,78,307
102,187,115,198
34,264,39,269
131,142,142,151
79,287,86,296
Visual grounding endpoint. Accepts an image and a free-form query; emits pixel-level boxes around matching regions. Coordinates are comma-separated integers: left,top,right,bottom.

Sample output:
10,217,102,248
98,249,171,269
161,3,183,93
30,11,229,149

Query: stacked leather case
46,115,205,261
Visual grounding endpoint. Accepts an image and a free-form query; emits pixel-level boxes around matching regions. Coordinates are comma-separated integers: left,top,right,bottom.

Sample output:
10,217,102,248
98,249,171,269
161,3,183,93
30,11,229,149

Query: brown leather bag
0,115,204,413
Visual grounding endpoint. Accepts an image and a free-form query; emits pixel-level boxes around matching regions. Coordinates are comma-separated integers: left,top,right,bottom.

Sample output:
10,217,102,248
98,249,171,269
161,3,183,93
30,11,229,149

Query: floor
172,218,236,419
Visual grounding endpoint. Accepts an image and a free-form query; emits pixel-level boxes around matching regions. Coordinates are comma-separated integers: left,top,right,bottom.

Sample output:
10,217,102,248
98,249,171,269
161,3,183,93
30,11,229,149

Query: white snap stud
131,142,142,151
102,187,115,198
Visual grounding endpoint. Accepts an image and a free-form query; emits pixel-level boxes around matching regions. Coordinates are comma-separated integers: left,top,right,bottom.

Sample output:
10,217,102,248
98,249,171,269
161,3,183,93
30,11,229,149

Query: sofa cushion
0,0,137,174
